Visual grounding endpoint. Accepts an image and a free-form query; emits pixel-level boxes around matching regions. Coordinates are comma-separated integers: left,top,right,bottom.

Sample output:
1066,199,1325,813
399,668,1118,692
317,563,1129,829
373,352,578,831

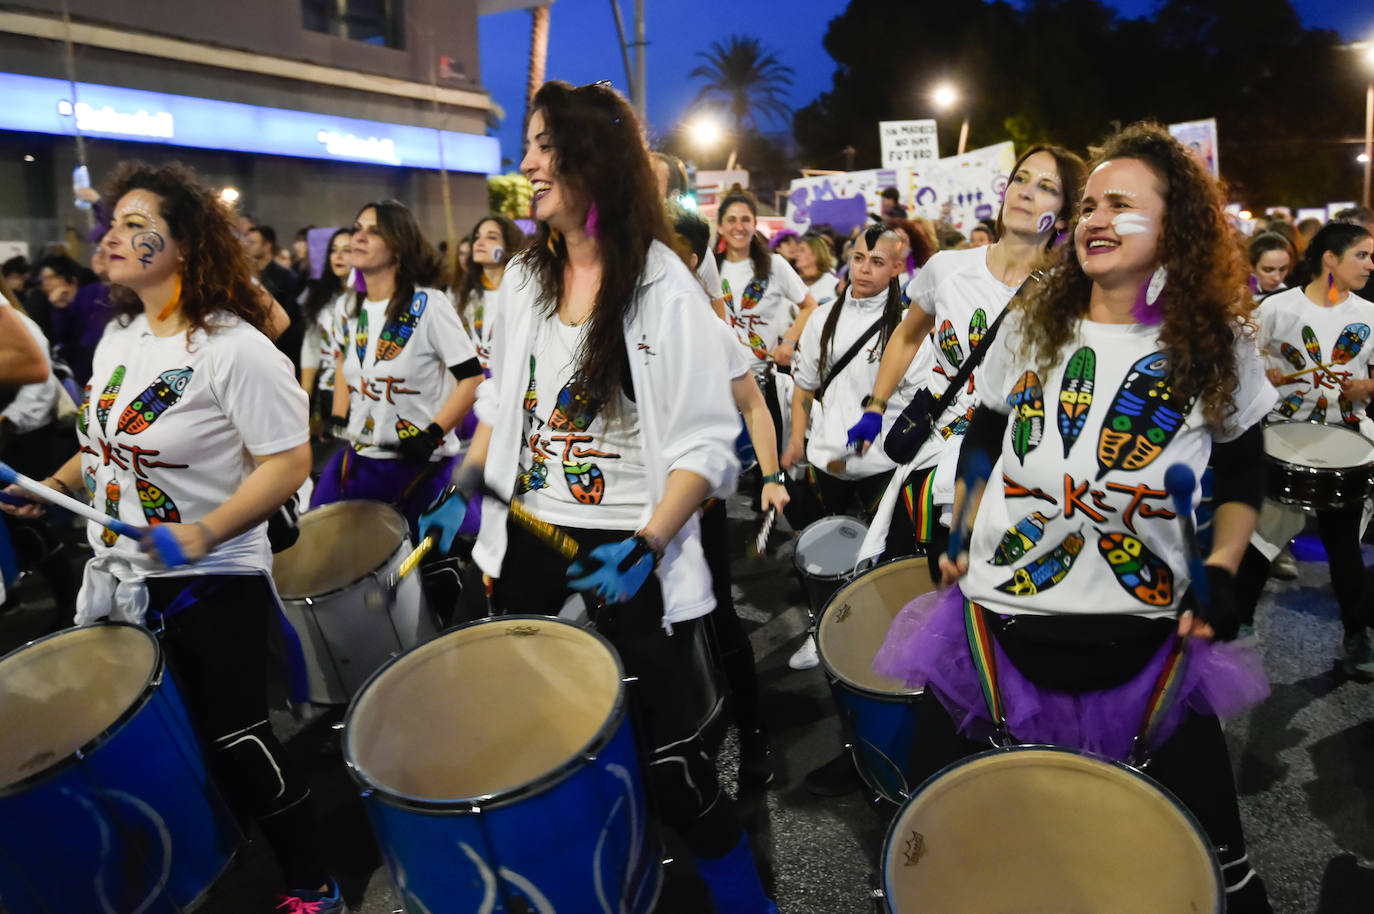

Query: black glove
1181,564,1239,642
326,414,349,439
398,422,444,462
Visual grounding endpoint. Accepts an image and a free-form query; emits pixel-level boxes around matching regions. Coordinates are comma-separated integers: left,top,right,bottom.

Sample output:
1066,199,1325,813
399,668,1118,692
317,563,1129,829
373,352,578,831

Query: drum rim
1263,419,1374,471
791,515,869,581
342,614,631,812
817,556,927,698
879,744,1225,911
275,500,410,600
0,622,163,798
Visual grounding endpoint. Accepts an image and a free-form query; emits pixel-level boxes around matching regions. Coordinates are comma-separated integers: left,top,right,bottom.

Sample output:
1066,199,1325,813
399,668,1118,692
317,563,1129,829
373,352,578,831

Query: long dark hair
995,143,1088,249
817,225,904,388
1291,221,1372,290
518,81,671,404
455,214,525,332
715,189,771,280
302,228,351,324
1015,122,1248,426
349,199,440,323
103,161,265,338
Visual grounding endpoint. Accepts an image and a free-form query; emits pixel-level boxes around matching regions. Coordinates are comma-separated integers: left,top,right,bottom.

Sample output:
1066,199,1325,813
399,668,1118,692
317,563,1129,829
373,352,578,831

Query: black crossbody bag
882,275,1036,463
814,313,889,404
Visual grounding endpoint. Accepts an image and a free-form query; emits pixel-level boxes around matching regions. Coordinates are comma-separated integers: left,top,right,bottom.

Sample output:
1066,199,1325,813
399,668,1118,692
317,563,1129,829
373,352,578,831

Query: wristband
634,530,666,563
762,471,787,485
861,394,888,411
779,338,797,348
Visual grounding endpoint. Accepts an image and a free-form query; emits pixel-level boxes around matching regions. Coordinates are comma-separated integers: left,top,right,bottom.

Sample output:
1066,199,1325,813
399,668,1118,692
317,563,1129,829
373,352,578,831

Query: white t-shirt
79,313,308,576
516,315,648,530
719,253,809,375
337,286,479,460
697,254,724,301
1254,287,1374,435
960,314,1277,618
907,247,1019,436
794,291,901,479
805,273,840,312
456,286,500,372
300,293,345,392
2,307,66,433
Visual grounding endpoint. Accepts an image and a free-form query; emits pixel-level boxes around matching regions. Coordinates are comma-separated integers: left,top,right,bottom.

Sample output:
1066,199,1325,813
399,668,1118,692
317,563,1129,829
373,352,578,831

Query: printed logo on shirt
136,479,181,524
97,364,126,432
1057,347,1095,458
994,528,1084,596
77,383,91,436
376,291,429,361
101,481,121,547
1096,352,1193,479
355,309,369,363
1096,529,1174,606
117,368,193,435
1007,371,1045,464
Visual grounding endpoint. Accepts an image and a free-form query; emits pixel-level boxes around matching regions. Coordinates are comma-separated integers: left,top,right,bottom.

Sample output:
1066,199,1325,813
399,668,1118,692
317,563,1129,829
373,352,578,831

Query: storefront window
302,0,404,49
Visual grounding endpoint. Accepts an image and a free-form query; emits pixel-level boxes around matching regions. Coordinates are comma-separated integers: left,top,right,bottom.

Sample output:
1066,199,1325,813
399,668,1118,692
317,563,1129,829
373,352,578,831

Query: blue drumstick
946,449,993,563
0,462,189,567
1163,463,1208,608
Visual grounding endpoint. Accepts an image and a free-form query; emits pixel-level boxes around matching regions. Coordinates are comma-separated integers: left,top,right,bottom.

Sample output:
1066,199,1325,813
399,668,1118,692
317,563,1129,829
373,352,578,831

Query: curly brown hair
1012,122,1252,427
102,161,266,339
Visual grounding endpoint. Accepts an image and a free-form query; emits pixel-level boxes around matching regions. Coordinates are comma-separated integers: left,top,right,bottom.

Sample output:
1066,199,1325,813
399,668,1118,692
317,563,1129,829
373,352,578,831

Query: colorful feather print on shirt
995,529,1085,596
1340,394,1359,426
968,309,988,351
1308,395,1328,423
355,308,369,363
1332,323,1369,365
117,368,193,435
1096,352,1192,480
101,481,121,547
1097,530,1174,606
1302,326,1322,364
740,277,767,311
990,509,1059,566
1057,347,1095,458
1278,342,1306,371
77,383,91,436
97,365,126,431
136,479,181,524
1276,391,1303,418
937,320,964,368
1008,371,1045,463
375,291,429,361
550,373,609,505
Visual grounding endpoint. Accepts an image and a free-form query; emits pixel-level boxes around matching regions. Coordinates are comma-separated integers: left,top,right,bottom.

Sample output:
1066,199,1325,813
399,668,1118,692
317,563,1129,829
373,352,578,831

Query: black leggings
1235,505,1367,634
494,521,743,859
699,499,763,731
146,575,324,890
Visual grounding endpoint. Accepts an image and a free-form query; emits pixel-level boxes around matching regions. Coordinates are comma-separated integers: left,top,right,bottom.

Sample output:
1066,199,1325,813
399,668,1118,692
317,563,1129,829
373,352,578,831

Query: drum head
345,616,624,805
818,558,933,695
273,500,407,598
0,624,157,791
1264,421,1374,469
883,747,1221,913
793,516,868,579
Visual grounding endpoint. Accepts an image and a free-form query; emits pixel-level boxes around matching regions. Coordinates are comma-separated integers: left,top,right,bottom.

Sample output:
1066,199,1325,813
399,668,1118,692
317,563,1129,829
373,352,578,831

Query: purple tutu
873,585,1270,762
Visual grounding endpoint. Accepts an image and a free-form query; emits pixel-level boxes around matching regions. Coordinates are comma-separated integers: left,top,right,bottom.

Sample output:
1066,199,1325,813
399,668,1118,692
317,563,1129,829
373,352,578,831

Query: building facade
0,0,504,260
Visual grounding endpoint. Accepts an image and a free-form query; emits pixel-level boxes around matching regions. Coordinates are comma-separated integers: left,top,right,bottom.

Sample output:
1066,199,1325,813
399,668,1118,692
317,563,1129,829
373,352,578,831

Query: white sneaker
788,635,820,670
1271,548,1298,581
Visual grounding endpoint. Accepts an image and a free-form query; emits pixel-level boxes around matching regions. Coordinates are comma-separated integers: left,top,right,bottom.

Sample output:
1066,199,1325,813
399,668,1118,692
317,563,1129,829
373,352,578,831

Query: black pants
494,521,743,859
700,499,763,732
1235,505,1367,634
146,575,325,890
906,618,1272,913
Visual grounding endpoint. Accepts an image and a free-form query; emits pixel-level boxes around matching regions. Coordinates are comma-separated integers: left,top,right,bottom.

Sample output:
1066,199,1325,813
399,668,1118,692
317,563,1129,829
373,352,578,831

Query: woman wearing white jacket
418,81,776,914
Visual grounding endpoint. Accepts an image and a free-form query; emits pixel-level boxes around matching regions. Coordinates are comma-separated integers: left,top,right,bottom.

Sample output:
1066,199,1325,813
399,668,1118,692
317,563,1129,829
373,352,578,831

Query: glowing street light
219,187,240,204
688,116,723,150
930,82,969,156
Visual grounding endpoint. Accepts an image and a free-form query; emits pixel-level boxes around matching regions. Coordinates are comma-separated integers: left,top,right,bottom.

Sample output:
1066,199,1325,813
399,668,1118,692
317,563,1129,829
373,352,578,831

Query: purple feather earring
1131,265,1167,325
585,202,600,241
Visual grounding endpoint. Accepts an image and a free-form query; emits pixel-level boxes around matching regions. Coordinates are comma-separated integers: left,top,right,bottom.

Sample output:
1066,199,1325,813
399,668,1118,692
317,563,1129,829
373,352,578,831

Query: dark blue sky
478,0,1372,168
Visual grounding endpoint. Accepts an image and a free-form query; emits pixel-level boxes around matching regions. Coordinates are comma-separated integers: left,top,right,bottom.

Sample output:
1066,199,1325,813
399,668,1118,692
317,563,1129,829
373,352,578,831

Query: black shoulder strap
816,312,888,404
927,273,1037,419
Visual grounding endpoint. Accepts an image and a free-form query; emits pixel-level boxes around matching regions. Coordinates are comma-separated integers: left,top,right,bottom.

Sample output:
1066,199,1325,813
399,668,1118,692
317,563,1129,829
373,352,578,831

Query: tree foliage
690,34,796,132
793,0,1368,205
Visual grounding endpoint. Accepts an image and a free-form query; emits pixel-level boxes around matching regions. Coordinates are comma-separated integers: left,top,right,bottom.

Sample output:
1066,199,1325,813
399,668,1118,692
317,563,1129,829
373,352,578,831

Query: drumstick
367,535,434,611
0,461,189,566
1275,361,1337,384
1162,463,1208,607
945,450,992,565
456,470,581,560
747,506,777,560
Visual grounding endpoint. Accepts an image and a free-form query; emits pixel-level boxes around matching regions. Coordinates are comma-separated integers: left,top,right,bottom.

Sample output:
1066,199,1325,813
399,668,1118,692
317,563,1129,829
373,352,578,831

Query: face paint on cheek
1111,212,1151,236
1036,211,1057,233
131,231,167,269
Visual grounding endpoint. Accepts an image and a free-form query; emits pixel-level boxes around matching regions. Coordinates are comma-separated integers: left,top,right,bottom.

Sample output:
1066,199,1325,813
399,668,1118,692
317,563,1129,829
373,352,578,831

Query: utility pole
633,0,646,121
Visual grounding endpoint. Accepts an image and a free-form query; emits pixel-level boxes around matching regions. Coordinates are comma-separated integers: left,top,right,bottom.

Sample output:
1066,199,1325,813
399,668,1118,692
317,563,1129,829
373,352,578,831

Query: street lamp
687,113,738,172
931,82,969,156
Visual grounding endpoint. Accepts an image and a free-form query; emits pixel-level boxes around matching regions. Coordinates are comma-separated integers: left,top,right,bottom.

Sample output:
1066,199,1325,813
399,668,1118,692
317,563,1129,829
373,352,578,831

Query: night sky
477,0,1373,168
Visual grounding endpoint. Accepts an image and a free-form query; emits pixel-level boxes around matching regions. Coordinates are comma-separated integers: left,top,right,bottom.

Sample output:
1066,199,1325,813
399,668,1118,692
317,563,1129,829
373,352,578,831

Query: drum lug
622,676,639,684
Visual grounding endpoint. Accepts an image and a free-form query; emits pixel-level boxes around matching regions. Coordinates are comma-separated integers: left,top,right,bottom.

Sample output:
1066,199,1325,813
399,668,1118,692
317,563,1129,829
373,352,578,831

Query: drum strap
1129,637,1190,766
962,598,1008,741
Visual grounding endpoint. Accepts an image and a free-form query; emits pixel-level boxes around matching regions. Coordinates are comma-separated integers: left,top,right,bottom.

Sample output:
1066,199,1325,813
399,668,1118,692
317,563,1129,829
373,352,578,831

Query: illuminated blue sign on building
0,73,500,174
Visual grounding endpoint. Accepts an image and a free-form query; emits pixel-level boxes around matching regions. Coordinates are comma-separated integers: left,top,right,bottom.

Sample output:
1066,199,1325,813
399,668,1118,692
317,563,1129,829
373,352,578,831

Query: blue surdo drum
817,557,933,804
345,615,660,913
0,623,239,914
879,746,1222,913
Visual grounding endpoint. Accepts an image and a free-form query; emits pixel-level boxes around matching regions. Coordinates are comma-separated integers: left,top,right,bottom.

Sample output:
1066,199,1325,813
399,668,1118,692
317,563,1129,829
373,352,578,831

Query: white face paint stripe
1103,188,1139,199
1112,212,1151,235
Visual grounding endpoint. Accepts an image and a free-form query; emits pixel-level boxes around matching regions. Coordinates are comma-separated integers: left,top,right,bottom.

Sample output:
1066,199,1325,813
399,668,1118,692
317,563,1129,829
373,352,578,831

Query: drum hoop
817,557,926,698
1263,420,1374,472
0,622,163,798
277,501,410,601
880,744,1225,911
790,517,868,581
342,614,631,813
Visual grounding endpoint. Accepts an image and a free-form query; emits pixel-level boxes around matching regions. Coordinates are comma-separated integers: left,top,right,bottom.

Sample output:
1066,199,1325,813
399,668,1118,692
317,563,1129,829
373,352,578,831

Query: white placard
880,119,939,168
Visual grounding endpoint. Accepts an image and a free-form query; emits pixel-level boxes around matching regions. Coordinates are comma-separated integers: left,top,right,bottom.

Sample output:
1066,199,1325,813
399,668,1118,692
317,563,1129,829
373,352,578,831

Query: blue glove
419,485,467,554
847,411,883,450
568,535,659,605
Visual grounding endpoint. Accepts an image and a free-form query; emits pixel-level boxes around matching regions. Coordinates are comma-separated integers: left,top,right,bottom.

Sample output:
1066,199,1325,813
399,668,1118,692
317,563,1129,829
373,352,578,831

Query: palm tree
689,35,795,134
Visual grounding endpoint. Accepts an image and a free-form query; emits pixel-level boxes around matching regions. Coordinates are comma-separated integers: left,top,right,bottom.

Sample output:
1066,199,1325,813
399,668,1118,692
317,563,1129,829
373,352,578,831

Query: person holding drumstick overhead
0,162,345,912
418,81,776,913
876,123,1276,911
1235,220,1374,676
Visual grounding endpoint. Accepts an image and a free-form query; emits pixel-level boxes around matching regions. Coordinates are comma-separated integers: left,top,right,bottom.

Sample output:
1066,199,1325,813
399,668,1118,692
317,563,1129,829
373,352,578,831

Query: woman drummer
1,162,344,911
877,123,1276,912
418,81,776,913
1235,220,1374,676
